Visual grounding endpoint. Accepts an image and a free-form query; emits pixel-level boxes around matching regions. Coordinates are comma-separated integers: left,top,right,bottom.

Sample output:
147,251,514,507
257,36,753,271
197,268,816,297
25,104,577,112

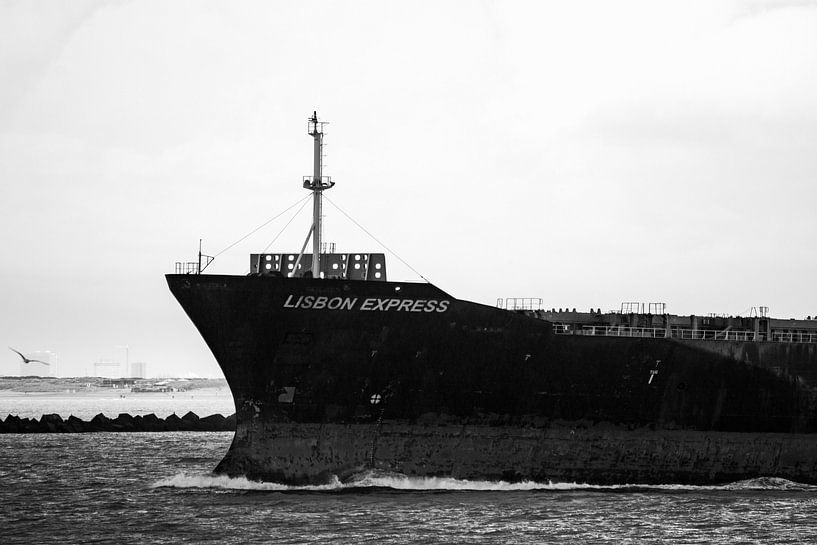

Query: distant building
132,381,176,393
93,360,122,378
21,350,56,377
101,378,137,389
130,361,147,378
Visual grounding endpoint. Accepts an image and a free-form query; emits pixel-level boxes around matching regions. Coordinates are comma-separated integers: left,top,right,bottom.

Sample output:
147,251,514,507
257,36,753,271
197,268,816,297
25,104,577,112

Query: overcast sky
2,0,816,377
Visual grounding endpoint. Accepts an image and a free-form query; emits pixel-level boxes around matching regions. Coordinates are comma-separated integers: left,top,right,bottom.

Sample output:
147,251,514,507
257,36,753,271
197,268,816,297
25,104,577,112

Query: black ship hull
167,274,817,484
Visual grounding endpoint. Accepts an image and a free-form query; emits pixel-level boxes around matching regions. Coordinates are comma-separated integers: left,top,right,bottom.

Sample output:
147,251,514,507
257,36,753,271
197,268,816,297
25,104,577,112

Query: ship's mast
302,111,334,278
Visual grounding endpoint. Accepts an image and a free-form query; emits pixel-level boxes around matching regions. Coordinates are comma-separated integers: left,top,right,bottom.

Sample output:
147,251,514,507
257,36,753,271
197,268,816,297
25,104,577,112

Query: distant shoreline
0,387,231,398
0,376,229,394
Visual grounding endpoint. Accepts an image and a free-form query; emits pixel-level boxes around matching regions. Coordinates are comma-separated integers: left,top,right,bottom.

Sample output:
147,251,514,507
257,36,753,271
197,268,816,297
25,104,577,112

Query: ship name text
283,294,450,313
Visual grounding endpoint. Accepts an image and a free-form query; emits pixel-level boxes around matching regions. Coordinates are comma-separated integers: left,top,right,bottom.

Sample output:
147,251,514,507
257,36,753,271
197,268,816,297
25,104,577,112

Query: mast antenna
299,111,335,278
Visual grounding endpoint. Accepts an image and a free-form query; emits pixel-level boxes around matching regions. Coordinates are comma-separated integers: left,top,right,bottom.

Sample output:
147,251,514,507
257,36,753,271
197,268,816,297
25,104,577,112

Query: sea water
2,400,817,543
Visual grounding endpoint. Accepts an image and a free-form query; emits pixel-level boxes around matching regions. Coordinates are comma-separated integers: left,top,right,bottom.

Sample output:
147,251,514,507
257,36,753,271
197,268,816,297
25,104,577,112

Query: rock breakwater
0,411,236,433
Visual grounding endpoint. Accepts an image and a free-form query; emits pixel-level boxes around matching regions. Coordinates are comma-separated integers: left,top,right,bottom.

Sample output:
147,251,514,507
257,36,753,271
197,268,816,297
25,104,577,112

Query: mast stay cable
324,195,431,284
261,197,312,254
213,194,312,259
243,197,313,275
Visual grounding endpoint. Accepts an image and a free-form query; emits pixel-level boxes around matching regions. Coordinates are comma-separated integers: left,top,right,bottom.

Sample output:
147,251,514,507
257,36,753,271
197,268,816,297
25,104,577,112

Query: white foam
345,472,558,491
721,476,816,491
151,472,342,491
152,471,816,492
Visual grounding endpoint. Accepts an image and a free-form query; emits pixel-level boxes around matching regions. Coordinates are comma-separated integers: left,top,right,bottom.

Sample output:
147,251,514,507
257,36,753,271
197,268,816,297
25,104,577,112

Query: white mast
302,111,334,278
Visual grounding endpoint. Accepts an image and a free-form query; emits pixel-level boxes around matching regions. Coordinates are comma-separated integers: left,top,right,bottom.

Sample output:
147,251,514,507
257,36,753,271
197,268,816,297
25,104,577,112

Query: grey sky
2,1,816,377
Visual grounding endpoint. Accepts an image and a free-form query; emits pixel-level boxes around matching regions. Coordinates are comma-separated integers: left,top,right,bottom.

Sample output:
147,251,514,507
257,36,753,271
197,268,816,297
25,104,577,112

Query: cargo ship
167,113,817,485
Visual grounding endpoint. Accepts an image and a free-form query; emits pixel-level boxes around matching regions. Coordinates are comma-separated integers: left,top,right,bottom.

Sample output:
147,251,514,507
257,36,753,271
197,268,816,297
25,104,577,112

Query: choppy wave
152,473,342,491
153,471,817,493
723,476,816,491
9,432,817,544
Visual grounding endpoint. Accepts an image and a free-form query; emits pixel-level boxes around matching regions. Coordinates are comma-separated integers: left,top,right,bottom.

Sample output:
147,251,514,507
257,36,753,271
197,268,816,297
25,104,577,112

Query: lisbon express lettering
283,294,450,313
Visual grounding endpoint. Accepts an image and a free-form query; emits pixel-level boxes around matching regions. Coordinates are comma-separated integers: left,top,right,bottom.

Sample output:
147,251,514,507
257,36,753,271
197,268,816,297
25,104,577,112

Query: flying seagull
8,347,50,365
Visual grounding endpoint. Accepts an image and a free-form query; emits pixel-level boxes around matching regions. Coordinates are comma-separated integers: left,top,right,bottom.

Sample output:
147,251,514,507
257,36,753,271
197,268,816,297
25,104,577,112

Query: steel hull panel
167,274,817,484
218,420,817,485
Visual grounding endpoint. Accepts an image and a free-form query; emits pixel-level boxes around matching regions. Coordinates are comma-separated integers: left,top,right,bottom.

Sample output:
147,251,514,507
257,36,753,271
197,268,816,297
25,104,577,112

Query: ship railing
675,329,762,341
175,261,200,274
553,325,817,344
771,331,817,343
557,325,671,339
